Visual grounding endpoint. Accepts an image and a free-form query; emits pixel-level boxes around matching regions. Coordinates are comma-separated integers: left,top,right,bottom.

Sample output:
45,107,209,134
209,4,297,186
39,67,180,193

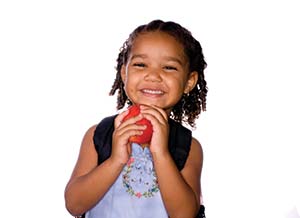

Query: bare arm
140,105,203,218
64,111,146,216
153,138,203,218
64,125,125,216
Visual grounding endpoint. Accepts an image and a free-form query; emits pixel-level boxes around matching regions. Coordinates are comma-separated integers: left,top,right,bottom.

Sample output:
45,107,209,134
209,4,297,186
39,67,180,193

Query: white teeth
143,89,163,94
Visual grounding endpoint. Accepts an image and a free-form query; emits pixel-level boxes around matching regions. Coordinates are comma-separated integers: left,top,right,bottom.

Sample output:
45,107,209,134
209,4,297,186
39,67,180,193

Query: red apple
122,104,153,144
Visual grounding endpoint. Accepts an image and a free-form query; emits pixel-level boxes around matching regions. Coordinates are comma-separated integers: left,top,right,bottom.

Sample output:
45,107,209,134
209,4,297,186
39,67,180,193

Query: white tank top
86,143,168,218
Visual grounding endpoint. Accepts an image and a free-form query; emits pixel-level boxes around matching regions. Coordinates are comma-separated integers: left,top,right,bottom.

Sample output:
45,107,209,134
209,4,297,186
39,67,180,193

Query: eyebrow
130,54,184,66
130,54,148,60
165,56,184,66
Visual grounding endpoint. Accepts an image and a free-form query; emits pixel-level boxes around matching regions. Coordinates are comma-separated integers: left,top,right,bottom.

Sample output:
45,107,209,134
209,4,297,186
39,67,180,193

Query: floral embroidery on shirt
122,143,159,198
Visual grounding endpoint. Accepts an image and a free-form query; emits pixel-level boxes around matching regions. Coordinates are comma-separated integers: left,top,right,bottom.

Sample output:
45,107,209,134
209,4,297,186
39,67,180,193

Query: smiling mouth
141,89,164,95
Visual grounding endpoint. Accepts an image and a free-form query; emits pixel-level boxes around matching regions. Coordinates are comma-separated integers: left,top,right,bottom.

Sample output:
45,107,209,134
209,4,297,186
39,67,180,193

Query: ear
184,71,198,94
120,65,126,83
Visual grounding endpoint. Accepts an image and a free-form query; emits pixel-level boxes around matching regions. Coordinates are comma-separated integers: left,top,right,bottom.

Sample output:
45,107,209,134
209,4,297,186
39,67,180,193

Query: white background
0,0,299,218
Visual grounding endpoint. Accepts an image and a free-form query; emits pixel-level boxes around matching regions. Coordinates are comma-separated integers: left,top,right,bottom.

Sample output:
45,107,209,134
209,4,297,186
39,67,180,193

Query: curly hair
109,19,208,128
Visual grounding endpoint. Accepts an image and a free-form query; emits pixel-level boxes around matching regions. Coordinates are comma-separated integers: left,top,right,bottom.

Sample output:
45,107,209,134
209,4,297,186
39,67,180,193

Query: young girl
65,19,208,218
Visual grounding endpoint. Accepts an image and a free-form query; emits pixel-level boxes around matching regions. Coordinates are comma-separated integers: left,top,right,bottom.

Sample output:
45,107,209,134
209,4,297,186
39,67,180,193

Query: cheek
167,76,186,91
123,76,137,94
124,74,134,86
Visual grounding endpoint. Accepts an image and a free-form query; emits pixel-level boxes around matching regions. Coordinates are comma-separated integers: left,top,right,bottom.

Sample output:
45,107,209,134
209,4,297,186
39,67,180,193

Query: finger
115,128,145,146
116,123,147,137
115,108,144,129
149,104,169,121
120,113,144,128
140,105,168,124
114,110,129,128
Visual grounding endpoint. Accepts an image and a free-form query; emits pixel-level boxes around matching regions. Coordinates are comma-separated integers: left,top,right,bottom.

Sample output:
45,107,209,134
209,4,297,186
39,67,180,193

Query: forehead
130,31,187,62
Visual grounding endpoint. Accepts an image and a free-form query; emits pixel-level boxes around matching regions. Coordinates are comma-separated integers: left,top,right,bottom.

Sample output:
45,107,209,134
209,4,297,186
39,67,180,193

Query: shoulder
81,114,115,147
191,137,203,159
81,124,98,148
184,137,203,174
81,114,116,155
86,124,97,135
182,137,204,173
79,124,99,160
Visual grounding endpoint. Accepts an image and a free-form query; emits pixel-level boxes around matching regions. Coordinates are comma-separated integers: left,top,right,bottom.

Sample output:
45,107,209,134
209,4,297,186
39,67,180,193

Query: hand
140,105,169,155
111,109,147,164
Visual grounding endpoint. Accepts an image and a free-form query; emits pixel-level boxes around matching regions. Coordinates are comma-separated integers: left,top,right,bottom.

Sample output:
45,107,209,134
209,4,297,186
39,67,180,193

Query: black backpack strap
93,114,116,165
168,118,192,171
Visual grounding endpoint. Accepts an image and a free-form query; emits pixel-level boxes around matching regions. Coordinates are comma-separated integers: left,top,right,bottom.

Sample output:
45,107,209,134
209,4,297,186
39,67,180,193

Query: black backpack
80,115,206,218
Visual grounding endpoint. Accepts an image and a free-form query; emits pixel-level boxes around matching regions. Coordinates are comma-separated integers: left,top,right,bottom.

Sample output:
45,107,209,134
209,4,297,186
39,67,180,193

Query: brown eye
133,63,146,68
164,66,177,71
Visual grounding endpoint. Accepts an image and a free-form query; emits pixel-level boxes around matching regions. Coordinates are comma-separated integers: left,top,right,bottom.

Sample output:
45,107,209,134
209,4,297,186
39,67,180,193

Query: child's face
121,31,198,113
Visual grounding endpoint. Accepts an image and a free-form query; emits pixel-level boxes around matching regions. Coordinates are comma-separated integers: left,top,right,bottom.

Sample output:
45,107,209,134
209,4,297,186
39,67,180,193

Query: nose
144,68,162,82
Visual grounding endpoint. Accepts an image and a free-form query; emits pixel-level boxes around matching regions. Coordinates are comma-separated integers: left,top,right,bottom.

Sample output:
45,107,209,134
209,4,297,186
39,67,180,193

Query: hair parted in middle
109,19,208,128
